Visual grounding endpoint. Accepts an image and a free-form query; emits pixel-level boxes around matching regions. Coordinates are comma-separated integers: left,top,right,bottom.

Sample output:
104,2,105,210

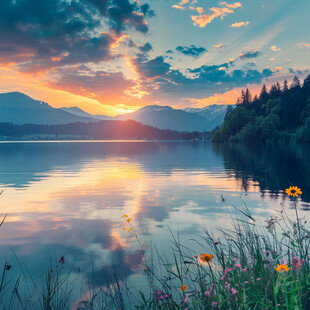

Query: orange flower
122,228,126,230
201,253,214,263
275,264,290,273
285,186,302,197
178,285,187,291
121,214,128,218
144,268,148,271
126,218,131,223
128,227,132,232
213,242,219,245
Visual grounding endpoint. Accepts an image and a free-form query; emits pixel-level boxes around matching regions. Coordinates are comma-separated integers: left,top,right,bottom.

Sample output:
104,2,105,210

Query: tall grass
0,188,310,309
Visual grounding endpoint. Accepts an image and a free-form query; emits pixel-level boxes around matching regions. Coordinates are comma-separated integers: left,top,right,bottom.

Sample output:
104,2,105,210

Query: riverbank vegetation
1,187,310,309
212,75,310,143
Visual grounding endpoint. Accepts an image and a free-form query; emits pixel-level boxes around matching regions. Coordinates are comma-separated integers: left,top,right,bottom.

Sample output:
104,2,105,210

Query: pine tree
291,76,301,88
283,79,288,91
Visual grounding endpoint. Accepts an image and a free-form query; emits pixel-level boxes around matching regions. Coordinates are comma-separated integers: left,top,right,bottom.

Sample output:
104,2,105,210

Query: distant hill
184,104,232,131
115,105,210,132
0,91,230,132
0,92,97,125
61,107,113,120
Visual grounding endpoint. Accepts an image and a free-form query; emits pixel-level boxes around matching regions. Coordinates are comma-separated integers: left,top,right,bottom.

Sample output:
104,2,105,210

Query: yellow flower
275,264,290,273
128,227,132,232
200,253,214,263
178,285,187,291
122,228,126,230
121,214,128,218
285,186,302,197
126,218,131,223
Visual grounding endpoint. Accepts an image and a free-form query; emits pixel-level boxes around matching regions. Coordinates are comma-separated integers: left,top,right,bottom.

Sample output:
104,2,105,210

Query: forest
212,74,310,143
0,119,201,140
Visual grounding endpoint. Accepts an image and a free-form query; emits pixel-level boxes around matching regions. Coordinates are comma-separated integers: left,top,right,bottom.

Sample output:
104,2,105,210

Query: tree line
0,119,201,140
212,75,310,143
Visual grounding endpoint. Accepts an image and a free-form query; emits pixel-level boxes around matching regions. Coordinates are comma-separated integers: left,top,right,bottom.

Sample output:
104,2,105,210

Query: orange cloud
219,2,242,8
213,43,223,48
230,21,250,28
191,7,234,27
270,45,281,51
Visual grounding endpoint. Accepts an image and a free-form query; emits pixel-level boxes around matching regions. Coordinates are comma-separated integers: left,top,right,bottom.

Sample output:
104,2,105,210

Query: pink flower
292,256,302,275
257,278,261,281
292,252,295,255
242,268,247,271
183,275,188,279
212,302,219,307
302,259,305,263
184,293,189,303
244,281,249,284
221,267,233,281
232,258,237,261
231,288,238,294
281,259,284,264
225,283,230,291
234,264,241,268
235,284,239,286
194,255,198,258
266,250,269,255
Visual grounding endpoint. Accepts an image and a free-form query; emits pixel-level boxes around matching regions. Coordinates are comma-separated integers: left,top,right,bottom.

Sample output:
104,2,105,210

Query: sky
0,0,309,116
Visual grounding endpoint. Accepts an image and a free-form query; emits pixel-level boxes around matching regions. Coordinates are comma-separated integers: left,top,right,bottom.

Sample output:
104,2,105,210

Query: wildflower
128,227,132,232
184,293,189,303
122,228,126,230
212,302,219,307
58,256,65,264
232,258,237,261
221,267,233,281
144,268,148,271
200,253,214,263
225,283,230,291
242,268,247,271
275,264,290,273
213,241,219,245
193,255,198,258
205,283,215,297
179,285,187,291
292,256,302,275
121,214,128,218
244,281,249,284
183,275,188,279
257,278,261,281
234,264,241,268
285,186,302,197
231,288,238,294
126,218,131,222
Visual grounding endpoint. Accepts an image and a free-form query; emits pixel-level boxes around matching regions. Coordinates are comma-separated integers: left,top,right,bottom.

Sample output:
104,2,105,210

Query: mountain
115,105,210,132
184,105,232,131
61,107,113,120
0,92,98,125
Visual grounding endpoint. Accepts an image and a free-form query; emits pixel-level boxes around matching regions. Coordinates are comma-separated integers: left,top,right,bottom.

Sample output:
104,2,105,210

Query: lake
0,141,309,300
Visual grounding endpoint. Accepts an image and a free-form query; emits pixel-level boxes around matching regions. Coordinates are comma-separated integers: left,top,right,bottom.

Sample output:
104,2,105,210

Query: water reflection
0,141,309,295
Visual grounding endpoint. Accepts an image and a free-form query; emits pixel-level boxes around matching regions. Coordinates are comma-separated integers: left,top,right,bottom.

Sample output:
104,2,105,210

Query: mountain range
0,92,231,132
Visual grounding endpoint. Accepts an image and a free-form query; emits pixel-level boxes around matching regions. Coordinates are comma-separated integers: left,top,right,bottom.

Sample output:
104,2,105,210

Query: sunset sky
0,0,309,116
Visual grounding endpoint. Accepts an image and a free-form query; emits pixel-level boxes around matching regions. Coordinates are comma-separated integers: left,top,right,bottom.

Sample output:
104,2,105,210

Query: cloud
49,66,135,103
230,21,250,28
270,45,281,51
296,43,310,49
213,43,224,48
274,67,283,71
191,2,242,27
139,42,153,53
176,45,207,58
0,0,154,70
239,51,261,59
131,55,171,78
219,2,242,9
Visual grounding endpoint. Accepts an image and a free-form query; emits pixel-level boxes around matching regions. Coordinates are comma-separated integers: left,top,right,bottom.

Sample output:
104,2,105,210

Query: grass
0,188,310,309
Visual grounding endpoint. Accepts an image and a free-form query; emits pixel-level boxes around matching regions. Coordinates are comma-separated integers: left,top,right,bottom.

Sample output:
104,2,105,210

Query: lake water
0,141,310,301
